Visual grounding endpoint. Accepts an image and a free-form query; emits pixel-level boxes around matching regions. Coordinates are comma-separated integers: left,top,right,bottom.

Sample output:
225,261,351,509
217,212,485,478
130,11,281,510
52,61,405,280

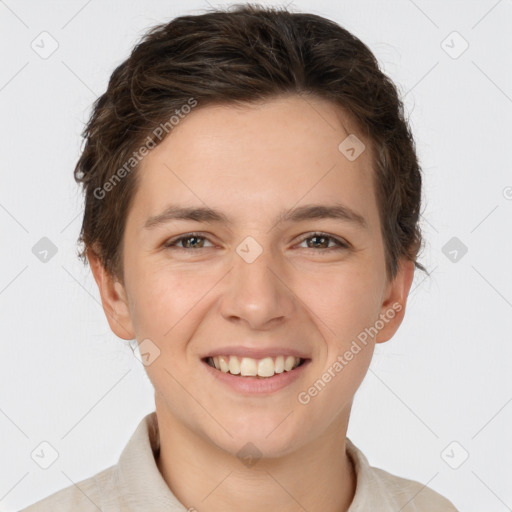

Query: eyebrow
143,203,368,230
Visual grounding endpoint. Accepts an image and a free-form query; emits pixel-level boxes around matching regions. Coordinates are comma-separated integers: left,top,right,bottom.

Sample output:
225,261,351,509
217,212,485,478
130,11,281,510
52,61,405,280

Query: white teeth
209,355,303,378
218,356,230,373
228,356,240,375
240,357,258,376
257,357,275,377
284,355,296,371
274,355,285,374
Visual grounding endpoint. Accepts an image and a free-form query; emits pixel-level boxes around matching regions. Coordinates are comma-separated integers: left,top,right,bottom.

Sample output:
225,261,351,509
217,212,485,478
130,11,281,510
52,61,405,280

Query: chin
212,413,307,459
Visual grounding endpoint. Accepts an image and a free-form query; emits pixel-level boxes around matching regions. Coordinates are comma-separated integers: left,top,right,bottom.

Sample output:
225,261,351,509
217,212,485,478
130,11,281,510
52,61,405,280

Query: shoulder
346,438,459,512
19,411,175,511
370,466,459,511
18,465,121,512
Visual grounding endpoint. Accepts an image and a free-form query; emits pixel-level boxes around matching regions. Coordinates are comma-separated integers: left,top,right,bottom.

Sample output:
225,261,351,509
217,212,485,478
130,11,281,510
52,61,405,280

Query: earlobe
86,247,135,340
375,258,415,344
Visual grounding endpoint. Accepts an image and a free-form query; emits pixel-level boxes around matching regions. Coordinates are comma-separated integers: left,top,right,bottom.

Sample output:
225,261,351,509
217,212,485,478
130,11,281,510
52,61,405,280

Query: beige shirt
21,411,459,511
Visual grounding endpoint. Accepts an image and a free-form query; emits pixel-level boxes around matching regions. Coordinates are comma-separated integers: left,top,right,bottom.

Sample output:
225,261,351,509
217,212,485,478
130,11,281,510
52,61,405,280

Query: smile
204,355,306,378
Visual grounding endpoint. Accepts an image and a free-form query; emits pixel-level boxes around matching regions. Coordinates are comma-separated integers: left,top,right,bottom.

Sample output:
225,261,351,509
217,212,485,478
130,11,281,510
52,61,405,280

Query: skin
88,94,415,512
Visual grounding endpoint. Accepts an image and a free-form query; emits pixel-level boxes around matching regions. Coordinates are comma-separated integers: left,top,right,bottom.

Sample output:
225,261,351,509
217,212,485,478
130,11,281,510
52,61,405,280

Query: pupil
186,236,201,248
310,235,327,248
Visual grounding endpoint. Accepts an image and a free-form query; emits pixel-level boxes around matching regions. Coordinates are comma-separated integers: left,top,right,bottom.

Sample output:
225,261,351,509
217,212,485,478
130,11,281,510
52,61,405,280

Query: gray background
1,1,511,511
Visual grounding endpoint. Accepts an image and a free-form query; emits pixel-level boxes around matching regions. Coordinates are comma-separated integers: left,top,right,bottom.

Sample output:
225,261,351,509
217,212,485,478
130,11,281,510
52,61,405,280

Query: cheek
127,262,220,348
297,266,384,348
296,274,379,428
125,262,184,339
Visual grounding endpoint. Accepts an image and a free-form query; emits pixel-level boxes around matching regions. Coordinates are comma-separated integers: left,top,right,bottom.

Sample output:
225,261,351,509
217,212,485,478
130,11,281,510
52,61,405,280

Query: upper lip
202,346,311,360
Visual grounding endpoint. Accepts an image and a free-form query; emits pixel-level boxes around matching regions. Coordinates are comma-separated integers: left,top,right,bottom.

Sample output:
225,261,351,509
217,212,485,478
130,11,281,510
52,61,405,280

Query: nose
219,244,296,330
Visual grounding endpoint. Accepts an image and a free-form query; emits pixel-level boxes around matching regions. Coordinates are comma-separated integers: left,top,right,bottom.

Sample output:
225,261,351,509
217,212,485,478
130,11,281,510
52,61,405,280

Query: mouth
202,355,309,379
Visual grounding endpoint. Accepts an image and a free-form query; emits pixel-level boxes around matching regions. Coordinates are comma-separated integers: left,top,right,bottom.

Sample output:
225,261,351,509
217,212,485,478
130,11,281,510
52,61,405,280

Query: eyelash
163,232,349,252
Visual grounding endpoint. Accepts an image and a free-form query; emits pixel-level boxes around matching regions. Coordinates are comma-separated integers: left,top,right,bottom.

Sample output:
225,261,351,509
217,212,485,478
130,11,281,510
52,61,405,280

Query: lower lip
202,359,311,395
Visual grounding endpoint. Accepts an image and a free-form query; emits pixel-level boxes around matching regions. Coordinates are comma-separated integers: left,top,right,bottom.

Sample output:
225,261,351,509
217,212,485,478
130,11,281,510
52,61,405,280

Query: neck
155,401,356,512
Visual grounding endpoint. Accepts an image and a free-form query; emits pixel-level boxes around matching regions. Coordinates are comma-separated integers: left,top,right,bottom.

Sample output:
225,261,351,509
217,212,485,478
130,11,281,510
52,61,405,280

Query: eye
297,232,349,251
163,232,349,252
164,232,214,250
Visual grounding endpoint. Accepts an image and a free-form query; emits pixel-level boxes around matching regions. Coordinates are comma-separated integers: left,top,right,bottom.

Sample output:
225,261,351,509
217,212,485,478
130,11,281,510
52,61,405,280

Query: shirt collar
116,411,399,512
116,412,183,511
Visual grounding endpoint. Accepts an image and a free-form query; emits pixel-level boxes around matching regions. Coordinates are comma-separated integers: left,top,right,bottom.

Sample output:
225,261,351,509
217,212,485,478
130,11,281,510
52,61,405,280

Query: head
78,4,425,457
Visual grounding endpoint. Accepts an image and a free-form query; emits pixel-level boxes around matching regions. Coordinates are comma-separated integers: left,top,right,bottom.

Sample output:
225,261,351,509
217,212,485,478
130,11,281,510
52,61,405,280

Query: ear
374,258,415,344
87,247,135,340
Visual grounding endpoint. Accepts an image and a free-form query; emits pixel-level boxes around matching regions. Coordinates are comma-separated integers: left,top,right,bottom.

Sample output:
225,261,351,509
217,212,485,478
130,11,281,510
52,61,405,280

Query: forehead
130,95,379,232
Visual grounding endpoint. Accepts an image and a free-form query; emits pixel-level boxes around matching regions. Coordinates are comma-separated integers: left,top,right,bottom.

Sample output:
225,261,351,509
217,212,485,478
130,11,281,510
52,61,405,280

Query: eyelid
163,231,215,249
163,231,350,251
296,231,349,249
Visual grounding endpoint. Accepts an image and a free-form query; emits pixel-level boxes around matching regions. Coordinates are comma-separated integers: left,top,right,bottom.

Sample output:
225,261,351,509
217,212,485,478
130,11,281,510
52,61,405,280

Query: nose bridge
220,237,295,328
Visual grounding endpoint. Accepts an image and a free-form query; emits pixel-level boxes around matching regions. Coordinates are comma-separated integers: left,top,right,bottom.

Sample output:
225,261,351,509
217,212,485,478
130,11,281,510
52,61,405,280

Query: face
91,95,414,458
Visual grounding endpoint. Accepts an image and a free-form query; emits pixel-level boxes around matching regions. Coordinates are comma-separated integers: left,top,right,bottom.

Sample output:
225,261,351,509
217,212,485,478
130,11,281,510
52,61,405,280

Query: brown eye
164,233,213,250
298,233,348,251
163,232,348,252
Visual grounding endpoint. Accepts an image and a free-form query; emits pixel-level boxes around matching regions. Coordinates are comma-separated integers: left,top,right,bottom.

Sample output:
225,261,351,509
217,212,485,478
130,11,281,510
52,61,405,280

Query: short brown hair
75,3,426,283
